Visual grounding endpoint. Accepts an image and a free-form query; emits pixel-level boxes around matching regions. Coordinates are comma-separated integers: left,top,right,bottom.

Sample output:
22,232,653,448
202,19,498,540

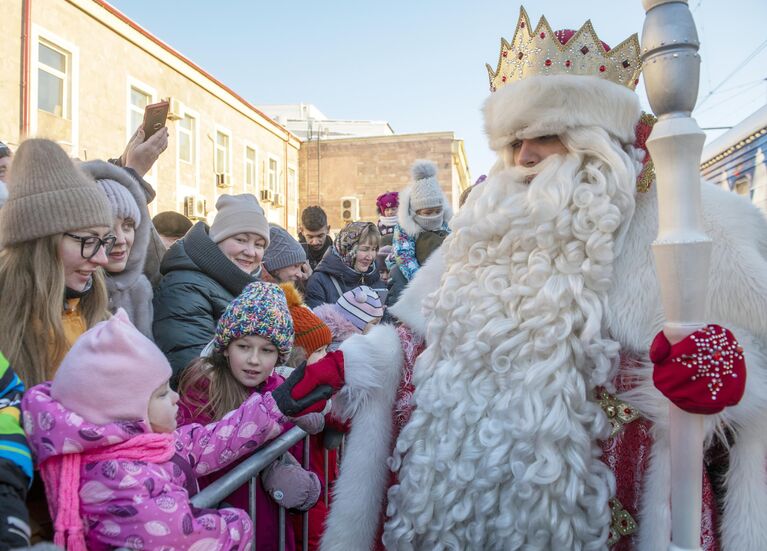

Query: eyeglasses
63,233,117,260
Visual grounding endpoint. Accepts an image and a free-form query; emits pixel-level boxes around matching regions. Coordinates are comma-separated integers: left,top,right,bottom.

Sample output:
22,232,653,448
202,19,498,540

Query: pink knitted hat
376,191,399,214
51,309,172,426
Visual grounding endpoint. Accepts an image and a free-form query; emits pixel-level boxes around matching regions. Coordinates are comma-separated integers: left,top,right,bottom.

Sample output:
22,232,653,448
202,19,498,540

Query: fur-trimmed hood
483,74,641,151
312,303,360,348
79,160,155,338
79,160,152,291
396,182,453,238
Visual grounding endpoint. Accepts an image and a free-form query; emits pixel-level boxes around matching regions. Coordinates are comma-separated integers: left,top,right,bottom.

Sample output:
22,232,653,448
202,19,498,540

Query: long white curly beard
383,128,641,551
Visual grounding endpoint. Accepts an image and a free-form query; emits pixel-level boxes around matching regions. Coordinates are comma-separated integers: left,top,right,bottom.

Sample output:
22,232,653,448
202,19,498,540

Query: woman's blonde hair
0,235,109,386
178,352,251,422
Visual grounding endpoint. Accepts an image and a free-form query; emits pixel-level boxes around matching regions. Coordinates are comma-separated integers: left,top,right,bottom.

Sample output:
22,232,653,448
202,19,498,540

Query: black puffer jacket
304,249,386,308
153,222,255,381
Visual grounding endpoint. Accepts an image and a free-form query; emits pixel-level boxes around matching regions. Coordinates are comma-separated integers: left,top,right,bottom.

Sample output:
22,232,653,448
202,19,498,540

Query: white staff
640,1,708,550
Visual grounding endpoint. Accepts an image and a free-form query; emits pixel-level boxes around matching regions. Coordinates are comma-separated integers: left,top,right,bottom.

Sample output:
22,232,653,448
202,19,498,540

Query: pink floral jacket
22,382,286,551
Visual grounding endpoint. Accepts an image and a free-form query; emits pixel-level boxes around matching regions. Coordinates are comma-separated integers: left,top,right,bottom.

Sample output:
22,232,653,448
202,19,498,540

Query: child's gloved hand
260,452,321,512
272,351,345,416
289,412,325,435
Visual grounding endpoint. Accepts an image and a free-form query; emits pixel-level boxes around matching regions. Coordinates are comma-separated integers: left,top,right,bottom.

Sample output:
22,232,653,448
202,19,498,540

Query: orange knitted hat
280,283,333,356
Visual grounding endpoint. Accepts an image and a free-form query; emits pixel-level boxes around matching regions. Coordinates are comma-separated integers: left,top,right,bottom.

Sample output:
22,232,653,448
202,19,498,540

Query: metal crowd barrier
190,425,310,551
117,425,344,551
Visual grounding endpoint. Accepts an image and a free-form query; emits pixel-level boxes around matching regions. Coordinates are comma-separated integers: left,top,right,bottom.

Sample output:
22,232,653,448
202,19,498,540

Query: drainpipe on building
284,139,289,229
20,0,31,138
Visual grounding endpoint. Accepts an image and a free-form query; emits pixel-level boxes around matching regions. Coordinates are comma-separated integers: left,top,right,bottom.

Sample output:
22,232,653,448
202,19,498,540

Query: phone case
142,101,169,141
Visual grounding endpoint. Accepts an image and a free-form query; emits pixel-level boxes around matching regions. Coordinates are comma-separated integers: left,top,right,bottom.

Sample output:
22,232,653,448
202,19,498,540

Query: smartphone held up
141,101,169,142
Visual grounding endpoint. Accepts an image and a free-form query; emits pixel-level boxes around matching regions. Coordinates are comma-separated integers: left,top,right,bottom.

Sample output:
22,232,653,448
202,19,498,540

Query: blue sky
109,0,767,179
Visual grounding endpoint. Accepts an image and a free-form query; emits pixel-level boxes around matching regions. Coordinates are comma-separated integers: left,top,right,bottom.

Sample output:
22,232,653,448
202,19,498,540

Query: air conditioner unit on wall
341,196,360,222
273,192,284,207
215,173,230,188
164,96,183,121
183,195,207,220
260,189,274,203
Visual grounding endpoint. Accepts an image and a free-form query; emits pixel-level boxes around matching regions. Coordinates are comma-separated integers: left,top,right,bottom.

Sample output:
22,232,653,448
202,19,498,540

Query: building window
288,167,296,192
215,131,230,176
267,157,278,193
129,86,151,135
245,146,257,192
37,41,69,117
178,113,195,164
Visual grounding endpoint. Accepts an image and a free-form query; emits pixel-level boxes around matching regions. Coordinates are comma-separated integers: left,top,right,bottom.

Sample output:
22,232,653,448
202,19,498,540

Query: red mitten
291,350,345,400
651,324,746,414
272,351,346,416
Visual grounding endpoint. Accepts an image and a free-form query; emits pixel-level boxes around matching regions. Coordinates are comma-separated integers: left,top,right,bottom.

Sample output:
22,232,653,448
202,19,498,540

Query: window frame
125,77,157,144
177,110,197,165
30,25,80,154
266,154,280,195
37,41,68,118
243,143,258,194
213,125,233,187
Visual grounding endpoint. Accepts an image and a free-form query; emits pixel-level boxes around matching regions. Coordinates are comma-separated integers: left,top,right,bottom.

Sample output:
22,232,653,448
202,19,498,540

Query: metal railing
190,425,310,551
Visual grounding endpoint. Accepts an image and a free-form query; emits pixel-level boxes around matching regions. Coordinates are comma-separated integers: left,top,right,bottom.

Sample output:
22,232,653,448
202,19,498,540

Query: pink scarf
40,432,176,551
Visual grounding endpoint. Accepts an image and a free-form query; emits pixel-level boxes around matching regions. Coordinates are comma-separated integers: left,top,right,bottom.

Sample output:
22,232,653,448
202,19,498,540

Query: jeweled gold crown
487,7,642,92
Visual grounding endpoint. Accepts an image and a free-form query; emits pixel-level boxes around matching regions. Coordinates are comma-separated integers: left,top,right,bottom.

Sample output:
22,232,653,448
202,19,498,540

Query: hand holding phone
141,101,169,142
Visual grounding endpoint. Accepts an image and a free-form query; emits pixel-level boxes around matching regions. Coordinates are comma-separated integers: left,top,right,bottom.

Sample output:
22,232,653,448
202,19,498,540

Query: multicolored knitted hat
336,286,384,331
213,282,294,363
333,221,379,268
280,282,333,356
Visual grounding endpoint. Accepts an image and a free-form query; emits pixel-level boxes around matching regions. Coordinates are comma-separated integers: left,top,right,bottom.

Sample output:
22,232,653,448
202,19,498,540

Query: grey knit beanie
408,160,446,213
97,178,141,226
0,139,113,247
209,193,270,246
263,224,307,273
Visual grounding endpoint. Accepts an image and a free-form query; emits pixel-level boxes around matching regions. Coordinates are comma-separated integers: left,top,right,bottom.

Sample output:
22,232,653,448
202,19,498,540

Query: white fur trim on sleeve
321,323,404,551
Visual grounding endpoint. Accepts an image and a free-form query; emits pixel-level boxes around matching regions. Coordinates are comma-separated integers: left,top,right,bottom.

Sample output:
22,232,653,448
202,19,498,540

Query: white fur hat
483,74,641,151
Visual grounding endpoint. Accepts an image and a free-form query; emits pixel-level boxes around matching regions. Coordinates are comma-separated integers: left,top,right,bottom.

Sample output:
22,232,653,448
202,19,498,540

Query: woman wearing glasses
0,139,115,387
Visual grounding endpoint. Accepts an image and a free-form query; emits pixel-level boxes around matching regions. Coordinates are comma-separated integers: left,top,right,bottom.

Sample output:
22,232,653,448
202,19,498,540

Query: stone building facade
299,132,472,232
1,0,301,232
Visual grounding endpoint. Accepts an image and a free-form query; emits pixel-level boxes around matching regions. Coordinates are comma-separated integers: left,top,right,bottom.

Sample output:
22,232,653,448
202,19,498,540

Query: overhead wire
698,38,767,107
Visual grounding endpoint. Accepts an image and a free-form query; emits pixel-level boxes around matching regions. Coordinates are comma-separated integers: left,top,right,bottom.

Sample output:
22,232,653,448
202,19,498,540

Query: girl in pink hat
375,191,399,246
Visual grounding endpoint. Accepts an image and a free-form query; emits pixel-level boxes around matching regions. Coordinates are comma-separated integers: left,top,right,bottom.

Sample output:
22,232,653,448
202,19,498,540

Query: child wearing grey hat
391,160,452,283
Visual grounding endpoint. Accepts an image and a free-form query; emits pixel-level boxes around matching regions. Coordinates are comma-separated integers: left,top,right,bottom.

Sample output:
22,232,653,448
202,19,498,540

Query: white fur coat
322,180,767,551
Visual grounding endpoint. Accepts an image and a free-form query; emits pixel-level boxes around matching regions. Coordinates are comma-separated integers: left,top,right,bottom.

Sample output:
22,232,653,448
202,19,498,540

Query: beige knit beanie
0,139,113,247
209,193,270,246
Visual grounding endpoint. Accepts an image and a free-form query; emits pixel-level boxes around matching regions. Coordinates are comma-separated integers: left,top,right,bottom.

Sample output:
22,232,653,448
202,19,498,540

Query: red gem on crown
545,59,552,66
502,50,508,57
599,65,606,72
565,60,571,67
540,32,546,39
